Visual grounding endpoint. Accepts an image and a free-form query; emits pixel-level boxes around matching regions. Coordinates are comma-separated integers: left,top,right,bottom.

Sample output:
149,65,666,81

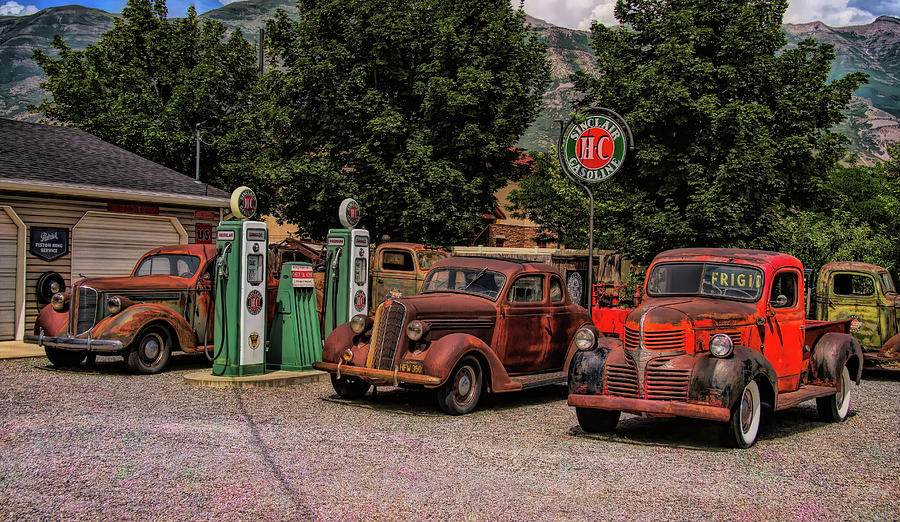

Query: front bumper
567,393,731,423
313,361,442,386
25,329,124,353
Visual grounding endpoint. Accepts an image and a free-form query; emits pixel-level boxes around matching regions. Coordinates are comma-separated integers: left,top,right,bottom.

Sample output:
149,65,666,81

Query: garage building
0,119,230,341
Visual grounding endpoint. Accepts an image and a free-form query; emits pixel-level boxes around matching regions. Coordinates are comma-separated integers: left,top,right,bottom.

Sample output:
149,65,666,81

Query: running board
775,384,836,411
509,371,567,390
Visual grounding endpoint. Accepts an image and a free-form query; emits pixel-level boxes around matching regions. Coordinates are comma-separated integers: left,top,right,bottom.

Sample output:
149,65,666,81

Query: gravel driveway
1,354,898,520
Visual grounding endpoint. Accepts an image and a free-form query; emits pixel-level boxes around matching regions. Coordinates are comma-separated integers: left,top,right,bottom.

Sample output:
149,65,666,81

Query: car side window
549,276,564,302
508,275,544,303
382,250,414,271
770,271,798,308
832,273,875,296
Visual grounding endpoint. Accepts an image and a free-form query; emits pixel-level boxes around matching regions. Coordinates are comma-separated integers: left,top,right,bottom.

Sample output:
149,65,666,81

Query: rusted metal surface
313,361,442,385
320,256,591,397
568,393,731,422
570,247,860,432
370,243,448,311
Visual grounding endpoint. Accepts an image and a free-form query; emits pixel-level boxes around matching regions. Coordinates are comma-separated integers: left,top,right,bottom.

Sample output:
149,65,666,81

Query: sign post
557,109,633,308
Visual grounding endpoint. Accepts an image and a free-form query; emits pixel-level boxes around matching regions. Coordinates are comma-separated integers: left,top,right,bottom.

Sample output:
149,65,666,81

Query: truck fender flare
89,304,197,353
567,333,619,395
423,333,509,391
810,332,863,385
690,346,778,411
33,303,68,337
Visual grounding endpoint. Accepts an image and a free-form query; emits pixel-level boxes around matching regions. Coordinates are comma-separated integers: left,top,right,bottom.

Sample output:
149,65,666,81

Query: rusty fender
33,303,68,338
810,332,863,385
567,335,619,395
690,347,777,410
89,304,198,353
421,333,507,391
321,323,371,367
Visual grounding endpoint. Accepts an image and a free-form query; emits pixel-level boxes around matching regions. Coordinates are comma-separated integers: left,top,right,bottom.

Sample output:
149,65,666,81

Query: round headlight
51,292,66,311
574,327,597,351
49,281,61,294
406,320,428,341
107,296,122,315
709,334,734,358
350,314,368,334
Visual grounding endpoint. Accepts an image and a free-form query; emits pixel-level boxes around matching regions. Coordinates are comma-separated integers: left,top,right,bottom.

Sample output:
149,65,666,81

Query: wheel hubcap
458,374,471,396
141,335,162,361
740,389,753,433
453,366,476,406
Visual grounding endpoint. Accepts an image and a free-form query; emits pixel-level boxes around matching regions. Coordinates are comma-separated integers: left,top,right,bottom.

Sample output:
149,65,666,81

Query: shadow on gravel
569,403,855,451
32,352,211,375
321,384,568,416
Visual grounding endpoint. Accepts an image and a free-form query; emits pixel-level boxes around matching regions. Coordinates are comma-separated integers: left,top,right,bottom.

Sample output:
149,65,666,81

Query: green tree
258,0,550,242
513,0,867,263
31,0,259,193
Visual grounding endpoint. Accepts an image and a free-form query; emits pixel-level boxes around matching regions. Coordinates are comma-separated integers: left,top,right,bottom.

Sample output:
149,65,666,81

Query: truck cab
370,243,447,310
814,261,900,363
568,248,863,447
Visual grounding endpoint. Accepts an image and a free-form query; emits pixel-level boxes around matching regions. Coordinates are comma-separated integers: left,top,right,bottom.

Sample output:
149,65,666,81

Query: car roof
429,256,557,278
141,243,216,259
652,248,802,271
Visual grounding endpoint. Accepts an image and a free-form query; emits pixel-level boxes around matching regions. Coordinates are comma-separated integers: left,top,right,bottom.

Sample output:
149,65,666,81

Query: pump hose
209,248,230,375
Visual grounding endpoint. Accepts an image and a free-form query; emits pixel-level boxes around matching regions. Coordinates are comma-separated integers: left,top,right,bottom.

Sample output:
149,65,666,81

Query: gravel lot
1,354,898,521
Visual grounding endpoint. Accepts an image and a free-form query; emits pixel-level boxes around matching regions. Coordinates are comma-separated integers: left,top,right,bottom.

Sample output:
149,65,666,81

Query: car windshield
422,267,506,300
647,262,764,301
417,251,448,270
134,254,201,278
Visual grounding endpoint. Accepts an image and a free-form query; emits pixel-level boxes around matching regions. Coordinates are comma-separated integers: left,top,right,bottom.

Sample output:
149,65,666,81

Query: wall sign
108,203,159,215
291,265,314,288
196,224,213,244
30,227,69,261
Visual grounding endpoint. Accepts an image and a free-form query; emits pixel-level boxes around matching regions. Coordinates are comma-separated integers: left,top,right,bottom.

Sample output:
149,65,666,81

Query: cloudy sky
1,0,898,28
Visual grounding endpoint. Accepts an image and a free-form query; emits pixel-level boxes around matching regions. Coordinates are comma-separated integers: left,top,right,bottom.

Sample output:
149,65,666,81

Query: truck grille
624,326,687,351
75,286,98,335
605,357,690,401
370,301,406,370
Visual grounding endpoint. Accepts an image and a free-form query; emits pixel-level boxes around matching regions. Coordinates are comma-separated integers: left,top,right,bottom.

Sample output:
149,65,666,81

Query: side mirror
773,294,788,307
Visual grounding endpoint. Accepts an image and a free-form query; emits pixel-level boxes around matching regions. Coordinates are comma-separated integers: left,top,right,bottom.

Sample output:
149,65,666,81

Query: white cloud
0,0,38,15
520,0,616,30
784,0,876,26
218,0,241,5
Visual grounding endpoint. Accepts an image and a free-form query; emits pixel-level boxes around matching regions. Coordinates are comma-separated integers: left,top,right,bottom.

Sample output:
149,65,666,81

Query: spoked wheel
722,379,761,448
575,407,620,433
436,355,483,415
817,366,852,422
126,325,171,374
45,347,87,368
331,375,371,399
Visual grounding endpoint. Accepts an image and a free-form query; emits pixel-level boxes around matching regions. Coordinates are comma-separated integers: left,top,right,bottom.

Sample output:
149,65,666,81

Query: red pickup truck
569,248,862,447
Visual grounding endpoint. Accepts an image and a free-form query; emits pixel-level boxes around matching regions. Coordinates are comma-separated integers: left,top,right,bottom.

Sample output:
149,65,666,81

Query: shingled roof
0,119,230,207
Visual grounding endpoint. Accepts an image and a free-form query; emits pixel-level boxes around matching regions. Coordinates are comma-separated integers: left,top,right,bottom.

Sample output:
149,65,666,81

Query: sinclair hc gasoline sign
560,111,629,183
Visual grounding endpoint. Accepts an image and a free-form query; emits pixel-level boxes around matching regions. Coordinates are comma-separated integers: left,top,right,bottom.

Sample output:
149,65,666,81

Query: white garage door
0,210,18,340
72,212,187,281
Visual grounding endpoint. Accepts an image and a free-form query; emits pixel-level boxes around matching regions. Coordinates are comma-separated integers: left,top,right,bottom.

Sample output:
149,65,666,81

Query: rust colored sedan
314,256,592,414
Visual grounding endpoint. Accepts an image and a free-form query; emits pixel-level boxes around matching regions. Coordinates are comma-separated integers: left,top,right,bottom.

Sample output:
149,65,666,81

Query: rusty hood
628,297,759,329
75,275,194,292
398,292,497,320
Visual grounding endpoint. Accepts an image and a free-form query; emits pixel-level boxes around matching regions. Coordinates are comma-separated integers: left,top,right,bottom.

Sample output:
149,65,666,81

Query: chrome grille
76,286,98,335
371,301,406,370
624,326,687,351
605,357,690,400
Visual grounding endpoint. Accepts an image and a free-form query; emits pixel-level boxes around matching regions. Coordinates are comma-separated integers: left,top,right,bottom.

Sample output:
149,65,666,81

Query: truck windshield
422,267,506,300
418,251,448,270
134,255,201,278
647,262,764,301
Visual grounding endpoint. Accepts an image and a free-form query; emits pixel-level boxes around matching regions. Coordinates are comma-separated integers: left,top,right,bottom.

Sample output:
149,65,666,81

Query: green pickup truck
812,261,900,364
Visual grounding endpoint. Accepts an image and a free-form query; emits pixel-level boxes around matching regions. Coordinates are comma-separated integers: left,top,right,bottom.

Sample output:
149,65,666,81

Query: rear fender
34,304,68,337
811,332,863,385
690,346,778,410
567,335,619,395
89,304,197,352
423,333,511,391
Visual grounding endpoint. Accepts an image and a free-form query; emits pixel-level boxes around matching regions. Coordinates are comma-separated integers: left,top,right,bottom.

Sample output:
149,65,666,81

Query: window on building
536,239,548,248
494,238,505,247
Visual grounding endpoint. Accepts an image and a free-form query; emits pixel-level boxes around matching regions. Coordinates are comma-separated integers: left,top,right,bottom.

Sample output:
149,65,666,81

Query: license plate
398,359,423,374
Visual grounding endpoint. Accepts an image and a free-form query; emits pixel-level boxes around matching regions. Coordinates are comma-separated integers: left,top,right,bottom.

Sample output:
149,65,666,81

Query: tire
436,355,483,415
722,379,762,449
817,366,851,422
45,347,86,368
126,325,171,374
576,407,620,433
330,374,371,399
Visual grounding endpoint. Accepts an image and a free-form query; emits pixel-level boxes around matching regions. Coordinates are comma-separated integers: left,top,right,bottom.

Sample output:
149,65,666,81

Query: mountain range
1,3,898,162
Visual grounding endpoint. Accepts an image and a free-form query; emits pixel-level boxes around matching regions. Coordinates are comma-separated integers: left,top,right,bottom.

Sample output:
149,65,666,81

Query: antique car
313,256,592,414
370,242,448,310
568,248,862,448
811,261,900,363
31,244,220,373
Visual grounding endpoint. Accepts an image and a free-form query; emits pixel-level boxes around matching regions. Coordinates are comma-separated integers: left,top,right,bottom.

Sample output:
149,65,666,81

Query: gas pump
212,186,267,377
322,198,370,338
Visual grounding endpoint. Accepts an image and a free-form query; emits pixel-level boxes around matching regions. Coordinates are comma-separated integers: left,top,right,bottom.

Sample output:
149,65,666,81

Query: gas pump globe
323,198,370,338
212,186,268,376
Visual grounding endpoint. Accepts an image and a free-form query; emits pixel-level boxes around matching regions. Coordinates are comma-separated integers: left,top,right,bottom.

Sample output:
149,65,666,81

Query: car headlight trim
350,314,368,334
574,327,597,351
406,320,428,341
51,292,66,311
107,295,122,315
709,333,734,358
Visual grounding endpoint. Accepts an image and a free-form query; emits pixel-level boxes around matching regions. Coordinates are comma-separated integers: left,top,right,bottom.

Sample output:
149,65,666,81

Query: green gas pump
267,262,322,371
212,186,267,377
323,198,370,338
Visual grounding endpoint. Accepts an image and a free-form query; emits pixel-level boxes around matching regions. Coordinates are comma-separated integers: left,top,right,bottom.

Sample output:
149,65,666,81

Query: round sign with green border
560,113,628,183
230,186,258,220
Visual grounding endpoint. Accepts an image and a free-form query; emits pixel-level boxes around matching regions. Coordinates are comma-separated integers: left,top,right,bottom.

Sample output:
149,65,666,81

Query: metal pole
587,186,594,309
258,28,265,77
195,124,200,180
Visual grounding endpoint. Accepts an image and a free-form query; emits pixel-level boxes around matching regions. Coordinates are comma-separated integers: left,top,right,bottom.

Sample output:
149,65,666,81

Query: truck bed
804,318,852,347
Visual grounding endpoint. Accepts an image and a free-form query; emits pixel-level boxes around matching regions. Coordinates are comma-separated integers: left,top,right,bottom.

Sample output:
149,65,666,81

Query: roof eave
0,178,230,208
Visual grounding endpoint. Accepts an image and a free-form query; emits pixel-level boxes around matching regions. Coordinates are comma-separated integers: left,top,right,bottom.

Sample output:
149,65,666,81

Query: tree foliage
257,0,550,243
511,0,867,263
31,0,259,194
